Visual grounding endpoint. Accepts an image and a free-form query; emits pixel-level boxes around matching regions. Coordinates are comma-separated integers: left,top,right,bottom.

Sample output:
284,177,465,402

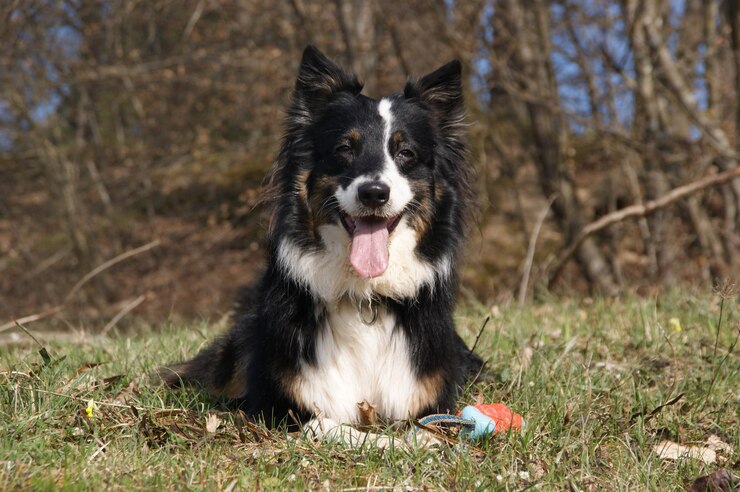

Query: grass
1,289,738,491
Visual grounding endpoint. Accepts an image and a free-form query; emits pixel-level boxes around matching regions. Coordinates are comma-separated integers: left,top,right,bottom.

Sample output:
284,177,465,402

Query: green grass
1,289,738,490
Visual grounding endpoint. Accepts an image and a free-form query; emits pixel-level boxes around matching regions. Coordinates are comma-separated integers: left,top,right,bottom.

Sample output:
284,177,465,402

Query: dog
161,45,481,427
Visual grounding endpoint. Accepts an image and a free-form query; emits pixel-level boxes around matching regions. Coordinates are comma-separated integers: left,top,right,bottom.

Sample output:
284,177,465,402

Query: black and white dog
163,46,481,426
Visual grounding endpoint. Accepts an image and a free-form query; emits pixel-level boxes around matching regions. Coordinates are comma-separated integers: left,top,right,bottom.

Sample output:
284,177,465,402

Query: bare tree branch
548,167,740,288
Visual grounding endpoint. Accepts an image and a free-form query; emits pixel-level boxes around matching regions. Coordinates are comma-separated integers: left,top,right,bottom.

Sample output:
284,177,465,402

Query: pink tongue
350,218,389,278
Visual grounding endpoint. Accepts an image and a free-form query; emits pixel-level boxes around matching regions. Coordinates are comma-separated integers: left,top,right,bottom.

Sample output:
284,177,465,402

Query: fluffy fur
161,46,480,426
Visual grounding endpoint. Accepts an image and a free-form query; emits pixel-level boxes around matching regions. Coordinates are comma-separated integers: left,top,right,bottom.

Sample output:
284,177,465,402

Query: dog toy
309,403,525,450
459,403,525,439
415,402,525,442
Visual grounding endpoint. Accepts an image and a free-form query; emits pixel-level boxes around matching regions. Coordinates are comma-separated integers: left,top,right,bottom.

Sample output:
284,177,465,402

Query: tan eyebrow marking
348,128,361,142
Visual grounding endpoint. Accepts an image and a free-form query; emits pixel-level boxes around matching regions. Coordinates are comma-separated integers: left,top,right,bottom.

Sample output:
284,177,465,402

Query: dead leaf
111,381,140,405
357,400,378,426
532,462,546,480
205,414,222,434
102,374,124,388
74,362,102,376
139,413,170,447
653,439,716,465
689,469,737,492
705,435,733,455
592,361,625,373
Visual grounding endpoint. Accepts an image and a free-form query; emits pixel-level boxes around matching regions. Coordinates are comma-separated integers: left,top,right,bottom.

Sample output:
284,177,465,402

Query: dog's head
270,46,472,300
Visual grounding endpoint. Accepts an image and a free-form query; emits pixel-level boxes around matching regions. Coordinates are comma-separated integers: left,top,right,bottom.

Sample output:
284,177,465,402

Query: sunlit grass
1,290,737,490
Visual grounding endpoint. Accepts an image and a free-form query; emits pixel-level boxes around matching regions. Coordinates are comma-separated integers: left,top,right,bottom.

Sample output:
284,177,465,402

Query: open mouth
340,213,402,236
340,213,403,279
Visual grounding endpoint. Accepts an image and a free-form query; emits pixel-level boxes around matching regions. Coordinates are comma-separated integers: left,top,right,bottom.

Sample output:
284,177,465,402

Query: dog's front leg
303,416,407,450
303,415,444,450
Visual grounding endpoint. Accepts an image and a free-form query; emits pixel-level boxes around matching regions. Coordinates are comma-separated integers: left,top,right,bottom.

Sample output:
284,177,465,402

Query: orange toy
471,403,525,432
457,403,525,437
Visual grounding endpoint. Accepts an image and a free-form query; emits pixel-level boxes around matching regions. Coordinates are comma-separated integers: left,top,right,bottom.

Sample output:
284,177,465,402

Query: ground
1,289,738,490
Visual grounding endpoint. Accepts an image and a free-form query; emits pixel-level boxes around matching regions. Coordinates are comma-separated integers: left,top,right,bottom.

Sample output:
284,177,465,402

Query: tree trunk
497,0,619,294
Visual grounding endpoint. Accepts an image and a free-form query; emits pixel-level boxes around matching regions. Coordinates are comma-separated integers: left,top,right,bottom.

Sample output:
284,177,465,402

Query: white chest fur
292,300,422,424
277,219,451,303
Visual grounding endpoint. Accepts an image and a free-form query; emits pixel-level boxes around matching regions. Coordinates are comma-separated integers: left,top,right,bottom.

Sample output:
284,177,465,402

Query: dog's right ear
293,45,363,117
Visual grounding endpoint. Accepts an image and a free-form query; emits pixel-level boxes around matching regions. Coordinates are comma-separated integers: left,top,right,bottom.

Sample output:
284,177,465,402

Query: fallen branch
101,295,147,336
0,306,65,333
66,240,160,302
548,167,740,288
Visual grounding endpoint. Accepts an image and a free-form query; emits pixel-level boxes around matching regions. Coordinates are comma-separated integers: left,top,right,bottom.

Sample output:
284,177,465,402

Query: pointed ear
403,60,463,116
294,45,362,116
404,60,466,150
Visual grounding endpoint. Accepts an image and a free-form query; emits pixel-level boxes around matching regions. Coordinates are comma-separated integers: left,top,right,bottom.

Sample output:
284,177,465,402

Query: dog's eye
396,149,414,160
335,144,352,156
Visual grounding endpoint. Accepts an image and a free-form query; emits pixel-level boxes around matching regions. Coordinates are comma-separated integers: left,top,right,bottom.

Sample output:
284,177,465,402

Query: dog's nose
358,181,390,208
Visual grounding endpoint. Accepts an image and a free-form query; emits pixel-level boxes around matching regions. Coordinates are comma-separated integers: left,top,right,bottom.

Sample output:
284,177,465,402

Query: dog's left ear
403,60,464,120
293,45,363,118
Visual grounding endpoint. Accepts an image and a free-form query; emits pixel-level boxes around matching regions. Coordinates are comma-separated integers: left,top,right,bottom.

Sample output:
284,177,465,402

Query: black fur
161,46,481,426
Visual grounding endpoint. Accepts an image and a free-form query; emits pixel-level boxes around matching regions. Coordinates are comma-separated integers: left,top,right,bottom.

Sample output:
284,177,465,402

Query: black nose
358,181,390,208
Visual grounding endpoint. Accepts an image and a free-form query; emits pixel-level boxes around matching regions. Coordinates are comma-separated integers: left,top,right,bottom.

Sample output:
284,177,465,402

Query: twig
0,306,63,333
548,167,740,288
0,307,65,333
518,195,556,305
24,246,71,280
0,240,160,333
101,295,146,336
86,441,109,464
629,393,684,423
702,318,740,409
180,0,205,44
66,240,160,303
341,488,400,492
28,387,188,414
469,316,490,355
15,321,44,348
31,388,137,409
713,296,725,359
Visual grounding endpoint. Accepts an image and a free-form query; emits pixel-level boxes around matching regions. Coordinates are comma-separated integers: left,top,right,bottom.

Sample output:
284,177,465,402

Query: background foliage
2,0,739,325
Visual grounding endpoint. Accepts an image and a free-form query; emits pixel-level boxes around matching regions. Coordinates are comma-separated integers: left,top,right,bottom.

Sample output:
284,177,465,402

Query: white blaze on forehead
335,98,414,216
377,99,413,214
377,98,393,132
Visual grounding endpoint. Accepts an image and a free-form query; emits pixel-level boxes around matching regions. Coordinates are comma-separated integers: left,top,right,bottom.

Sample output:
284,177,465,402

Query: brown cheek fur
295,168,310,203
294,168,315,239
388,131,436,239
408,179,435,238
391,131,404,150
308,174,342,230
